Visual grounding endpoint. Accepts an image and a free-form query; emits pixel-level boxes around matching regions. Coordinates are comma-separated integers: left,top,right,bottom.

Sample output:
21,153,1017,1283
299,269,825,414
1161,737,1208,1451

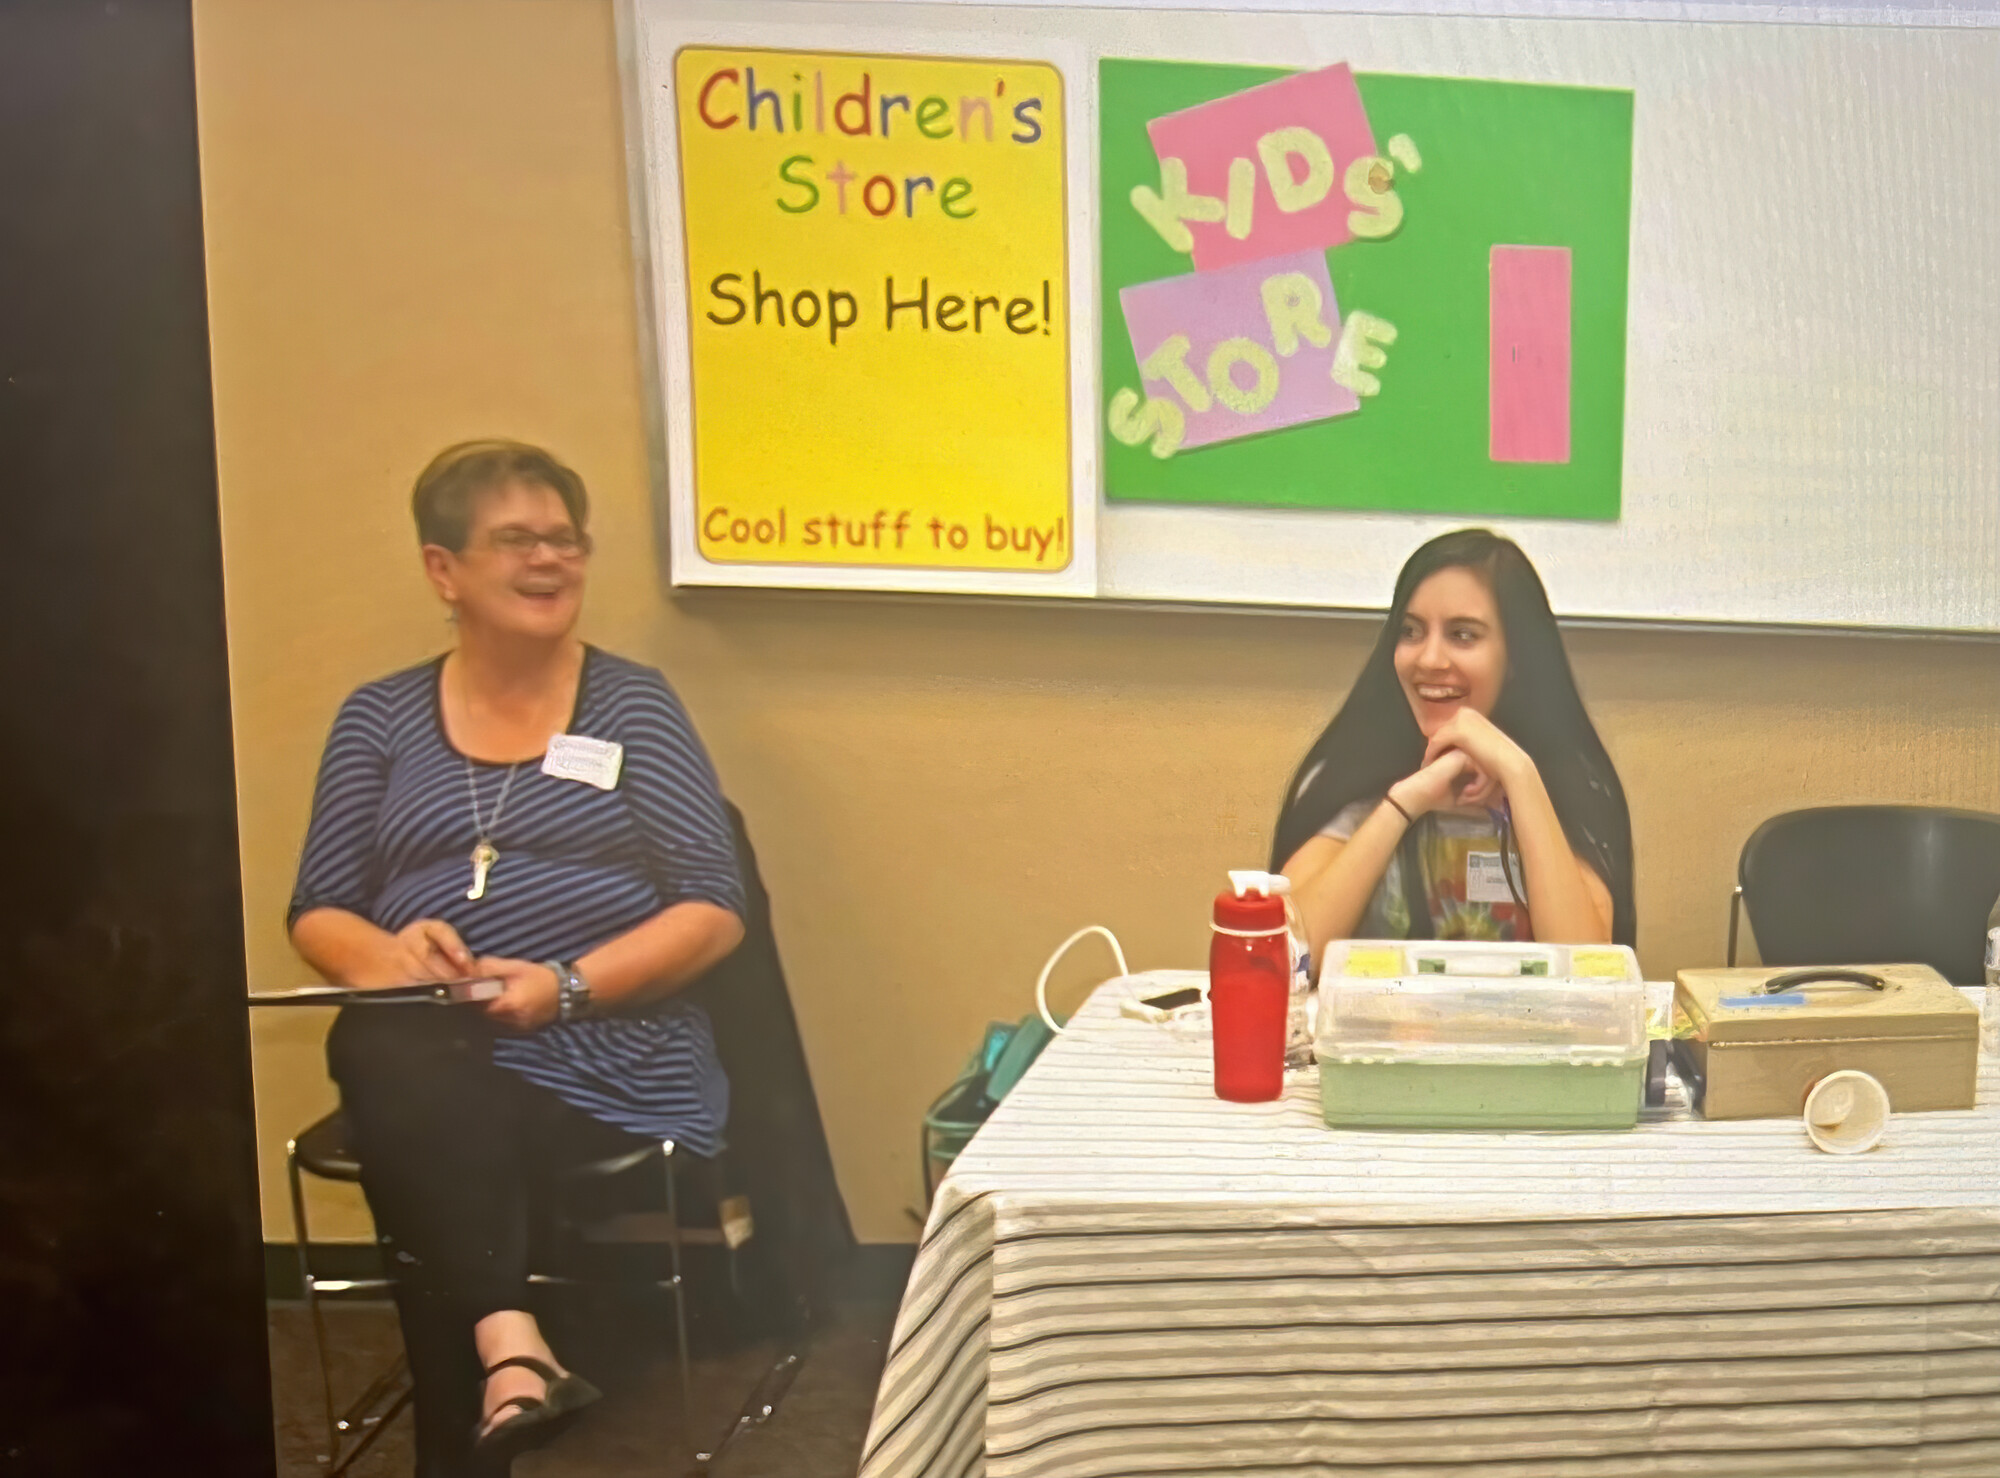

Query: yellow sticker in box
1570,949,1627,979
1343,948,1403,977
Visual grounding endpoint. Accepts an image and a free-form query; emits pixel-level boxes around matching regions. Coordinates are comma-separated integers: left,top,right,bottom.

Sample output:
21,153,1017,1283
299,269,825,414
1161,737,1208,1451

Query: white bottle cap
1227,870,1292,898
1802,1070,1889,1155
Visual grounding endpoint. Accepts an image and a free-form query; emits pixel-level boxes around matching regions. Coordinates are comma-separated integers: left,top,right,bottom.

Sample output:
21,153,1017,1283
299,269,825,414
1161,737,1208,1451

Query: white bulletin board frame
621,0,2000,632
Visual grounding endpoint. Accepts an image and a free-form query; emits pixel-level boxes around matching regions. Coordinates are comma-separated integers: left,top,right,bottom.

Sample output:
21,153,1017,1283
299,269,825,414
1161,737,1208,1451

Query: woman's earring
445,604,459,625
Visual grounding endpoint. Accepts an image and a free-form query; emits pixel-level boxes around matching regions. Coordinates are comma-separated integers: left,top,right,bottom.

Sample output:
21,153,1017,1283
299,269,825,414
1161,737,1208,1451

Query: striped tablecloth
860,972,2000,1478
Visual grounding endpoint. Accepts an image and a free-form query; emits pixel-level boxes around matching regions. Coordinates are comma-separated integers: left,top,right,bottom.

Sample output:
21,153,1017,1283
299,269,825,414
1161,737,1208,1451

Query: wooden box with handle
1673,965,1978,1120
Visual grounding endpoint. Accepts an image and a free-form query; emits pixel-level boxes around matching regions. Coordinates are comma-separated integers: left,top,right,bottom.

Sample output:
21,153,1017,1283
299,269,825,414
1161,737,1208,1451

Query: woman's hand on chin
1420,710,1530,805
479,956,562,1032
1389,748,1482,818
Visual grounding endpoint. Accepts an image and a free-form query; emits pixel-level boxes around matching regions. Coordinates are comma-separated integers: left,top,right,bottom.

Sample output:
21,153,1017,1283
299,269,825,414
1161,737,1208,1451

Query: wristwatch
544,960,593,1023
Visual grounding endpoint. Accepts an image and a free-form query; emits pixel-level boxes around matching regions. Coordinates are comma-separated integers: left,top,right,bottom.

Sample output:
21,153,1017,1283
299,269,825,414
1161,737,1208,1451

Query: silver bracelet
544,959,592,1023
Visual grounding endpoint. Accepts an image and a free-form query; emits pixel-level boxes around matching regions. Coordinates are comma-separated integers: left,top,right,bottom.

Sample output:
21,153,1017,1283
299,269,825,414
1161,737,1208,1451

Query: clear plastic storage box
1315,941,1648,1130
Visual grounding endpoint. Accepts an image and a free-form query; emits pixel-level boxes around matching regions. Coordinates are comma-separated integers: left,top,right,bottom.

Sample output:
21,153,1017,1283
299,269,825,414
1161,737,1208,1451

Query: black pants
326,1005,644,1476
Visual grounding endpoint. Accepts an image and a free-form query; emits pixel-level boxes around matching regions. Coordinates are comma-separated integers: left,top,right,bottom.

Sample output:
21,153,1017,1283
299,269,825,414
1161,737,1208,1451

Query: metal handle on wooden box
1762,968,1888,994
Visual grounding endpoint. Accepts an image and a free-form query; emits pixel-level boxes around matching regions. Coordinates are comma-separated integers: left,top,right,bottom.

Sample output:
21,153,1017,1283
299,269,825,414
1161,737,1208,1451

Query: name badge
543,734,624,791
1465,851,1514,905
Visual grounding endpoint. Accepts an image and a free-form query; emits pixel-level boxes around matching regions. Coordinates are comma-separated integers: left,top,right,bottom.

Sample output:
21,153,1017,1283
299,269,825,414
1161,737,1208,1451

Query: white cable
1035,925,1130,1034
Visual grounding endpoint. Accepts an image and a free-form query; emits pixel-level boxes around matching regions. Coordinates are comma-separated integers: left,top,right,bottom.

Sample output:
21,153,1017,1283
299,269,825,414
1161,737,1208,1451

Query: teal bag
919,928,1127,1204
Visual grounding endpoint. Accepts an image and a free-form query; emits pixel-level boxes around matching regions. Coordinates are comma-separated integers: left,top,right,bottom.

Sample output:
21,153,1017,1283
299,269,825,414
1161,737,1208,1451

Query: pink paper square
1119,249,1360,451
1145,64,1379,273
1489,245,1572,463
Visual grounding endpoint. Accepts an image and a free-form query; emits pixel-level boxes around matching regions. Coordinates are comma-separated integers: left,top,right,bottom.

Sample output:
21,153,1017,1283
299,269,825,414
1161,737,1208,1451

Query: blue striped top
288,646,744,1153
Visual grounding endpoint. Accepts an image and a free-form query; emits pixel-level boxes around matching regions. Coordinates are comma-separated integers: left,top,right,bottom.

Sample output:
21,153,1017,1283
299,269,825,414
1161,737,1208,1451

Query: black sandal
471,1354,603,1464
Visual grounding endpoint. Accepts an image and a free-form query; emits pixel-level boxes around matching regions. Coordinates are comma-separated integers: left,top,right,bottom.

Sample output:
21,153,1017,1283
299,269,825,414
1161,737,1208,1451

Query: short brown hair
411,440,590,551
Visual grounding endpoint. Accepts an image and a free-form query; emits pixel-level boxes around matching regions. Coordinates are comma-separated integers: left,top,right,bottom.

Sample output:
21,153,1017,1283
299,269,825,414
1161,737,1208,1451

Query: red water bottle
1210,886,1290,1102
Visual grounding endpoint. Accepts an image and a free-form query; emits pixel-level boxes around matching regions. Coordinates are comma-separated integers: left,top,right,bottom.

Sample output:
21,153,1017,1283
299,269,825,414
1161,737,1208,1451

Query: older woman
289,441,744,1475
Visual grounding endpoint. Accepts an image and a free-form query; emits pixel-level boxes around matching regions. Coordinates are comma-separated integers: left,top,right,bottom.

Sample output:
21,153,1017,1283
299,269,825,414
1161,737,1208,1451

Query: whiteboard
621,0,2000,631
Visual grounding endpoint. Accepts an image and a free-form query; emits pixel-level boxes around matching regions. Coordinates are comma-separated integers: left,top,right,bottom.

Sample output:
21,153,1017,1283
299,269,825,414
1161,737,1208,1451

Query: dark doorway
0,1,273,1473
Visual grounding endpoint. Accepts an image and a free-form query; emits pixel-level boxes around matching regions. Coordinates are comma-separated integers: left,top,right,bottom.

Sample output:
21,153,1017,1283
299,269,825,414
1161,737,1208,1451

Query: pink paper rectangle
1119,249,1360,451
1490,245,1572,464
1145,65,1378,273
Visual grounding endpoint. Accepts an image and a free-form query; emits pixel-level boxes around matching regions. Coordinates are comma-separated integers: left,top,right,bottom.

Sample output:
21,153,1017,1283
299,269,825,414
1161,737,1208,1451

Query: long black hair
1269,529,1636,948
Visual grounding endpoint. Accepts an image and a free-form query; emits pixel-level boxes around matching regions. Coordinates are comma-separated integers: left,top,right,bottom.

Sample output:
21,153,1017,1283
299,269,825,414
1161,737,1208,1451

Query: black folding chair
1729,805,2000,983
284,800,853,1475
285,1113,732,1473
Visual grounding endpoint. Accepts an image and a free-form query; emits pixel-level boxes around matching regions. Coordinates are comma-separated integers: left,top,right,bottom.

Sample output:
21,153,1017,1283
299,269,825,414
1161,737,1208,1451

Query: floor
266,1293,897,1478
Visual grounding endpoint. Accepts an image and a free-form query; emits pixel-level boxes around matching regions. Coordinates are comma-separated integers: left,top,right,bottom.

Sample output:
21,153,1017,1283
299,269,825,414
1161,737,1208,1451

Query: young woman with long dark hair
1272,529,1634,957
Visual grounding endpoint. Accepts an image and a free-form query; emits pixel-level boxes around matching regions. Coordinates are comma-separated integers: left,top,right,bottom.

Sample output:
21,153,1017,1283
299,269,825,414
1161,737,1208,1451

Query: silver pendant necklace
464,759,522,901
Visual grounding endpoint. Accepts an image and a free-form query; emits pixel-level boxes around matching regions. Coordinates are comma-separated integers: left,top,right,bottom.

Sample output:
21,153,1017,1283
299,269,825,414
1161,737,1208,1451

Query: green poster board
1100,59,1632,519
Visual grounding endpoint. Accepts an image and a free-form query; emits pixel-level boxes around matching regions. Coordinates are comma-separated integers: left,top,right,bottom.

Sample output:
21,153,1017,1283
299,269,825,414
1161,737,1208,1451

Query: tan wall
195,0,2000,1246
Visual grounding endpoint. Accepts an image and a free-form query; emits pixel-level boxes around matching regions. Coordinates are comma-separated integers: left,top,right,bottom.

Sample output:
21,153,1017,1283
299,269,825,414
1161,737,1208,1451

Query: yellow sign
675,48,1071,571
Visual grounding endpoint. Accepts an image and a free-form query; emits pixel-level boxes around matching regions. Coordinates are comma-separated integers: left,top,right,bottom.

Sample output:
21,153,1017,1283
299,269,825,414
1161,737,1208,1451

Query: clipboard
247,978,504,1007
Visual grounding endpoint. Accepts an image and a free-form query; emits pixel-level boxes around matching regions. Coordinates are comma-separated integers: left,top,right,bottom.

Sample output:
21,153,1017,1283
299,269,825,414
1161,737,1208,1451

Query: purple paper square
1118,250,1360,451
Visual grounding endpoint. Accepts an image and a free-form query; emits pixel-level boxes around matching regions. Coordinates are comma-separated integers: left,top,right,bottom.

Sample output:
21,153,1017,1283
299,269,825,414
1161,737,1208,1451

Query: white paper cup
1802,1070,1889,1155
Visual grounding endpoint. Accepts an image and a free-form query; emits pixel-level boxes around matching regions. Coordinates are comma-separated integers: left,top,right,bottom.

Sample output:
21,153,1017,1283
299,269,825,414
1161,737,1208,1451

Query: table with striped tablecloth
860,972,2000,1478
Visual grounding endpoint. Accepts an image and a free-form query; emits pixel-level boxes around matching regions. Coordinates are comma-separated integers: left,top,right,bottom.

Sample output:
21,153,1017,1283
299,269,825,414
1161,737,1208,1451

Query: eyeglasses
482,527,593,560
